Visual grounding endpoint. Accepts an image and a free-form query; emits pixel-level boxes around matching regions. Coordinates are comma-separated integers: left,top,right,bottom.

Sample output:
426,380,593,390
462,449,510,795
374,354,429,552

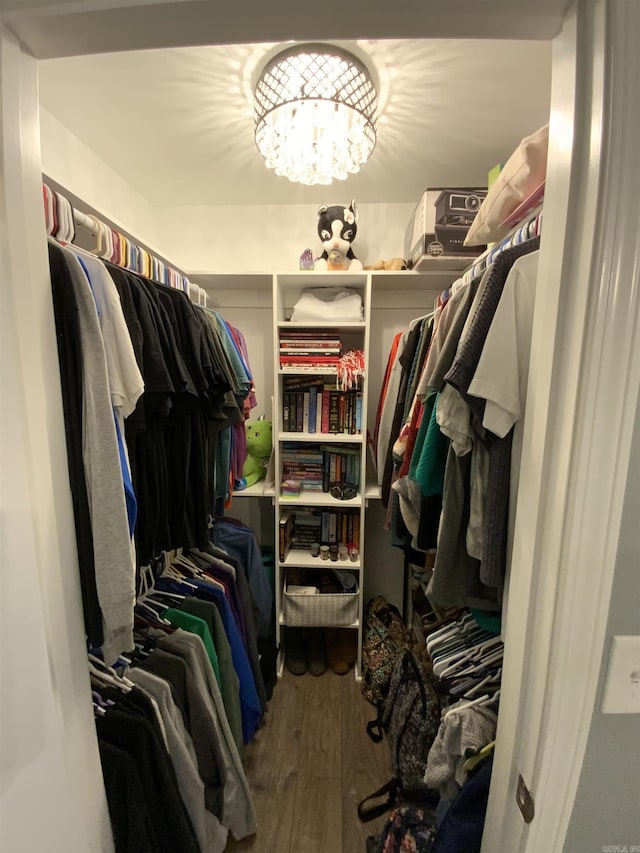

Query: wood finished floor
225,669,391,853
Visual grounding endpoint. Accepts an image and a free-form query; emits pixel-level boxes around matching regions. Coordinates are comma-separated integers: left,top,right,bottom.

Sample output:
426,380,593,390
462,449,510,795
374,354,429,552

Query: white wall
154,201,415,273
39,106,160,250
563,392,640,852
39,108,419,275
1,30,113,853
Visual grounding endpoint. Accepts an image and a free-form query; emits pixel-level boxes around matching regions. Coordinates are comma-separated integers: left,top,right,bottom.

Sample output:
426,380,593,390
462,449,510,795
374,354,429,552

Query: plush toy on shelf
314,200,363,271
364,257,408,271
238,419,273,489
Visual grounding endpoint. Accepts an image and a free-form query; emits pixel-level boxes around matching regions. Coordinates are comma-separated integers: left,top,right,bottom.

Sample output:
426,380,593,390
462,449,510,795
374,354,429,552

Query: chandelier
254,44,378,186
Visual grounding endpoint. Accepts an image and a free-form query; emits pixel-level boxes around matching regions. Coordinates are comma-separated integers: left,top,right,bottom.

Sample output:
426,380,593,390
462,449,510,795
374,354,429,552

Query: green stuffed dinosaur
240,419,273,488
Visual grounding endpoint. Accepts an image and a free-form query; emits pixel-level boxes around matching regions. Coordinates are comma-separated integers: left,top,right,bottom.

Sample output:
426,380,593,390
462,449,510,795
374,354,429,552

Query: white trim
482,2,582,843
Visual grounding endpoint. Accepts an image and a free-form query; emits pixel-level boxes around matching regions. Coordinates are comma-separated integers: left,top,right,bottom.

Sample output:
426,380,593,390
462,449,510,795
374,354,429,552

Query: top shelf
189,260,473,293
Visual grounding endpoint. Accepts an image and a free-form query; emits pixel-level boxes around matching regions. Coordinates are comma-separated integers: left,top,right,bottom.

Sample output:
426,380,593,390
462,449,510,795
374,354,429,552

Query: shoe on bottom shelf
307,628,327,677
325,627,357,675
285,627,307,676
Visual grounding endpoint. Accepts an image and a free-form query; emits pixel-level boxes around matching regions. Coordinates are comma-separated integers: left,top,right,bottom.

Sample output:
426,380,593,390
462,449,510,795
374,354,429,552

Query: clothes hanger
154,575,198,595
427,611,477,650
92,690,115,709
87,653,135,689
481,688,501,708
447,647,504,680
134,599,172,625
461,668,503,699
430,630,497,669
437,641,504,678
435,637,503,678
443,692,491,721
88,663,132,693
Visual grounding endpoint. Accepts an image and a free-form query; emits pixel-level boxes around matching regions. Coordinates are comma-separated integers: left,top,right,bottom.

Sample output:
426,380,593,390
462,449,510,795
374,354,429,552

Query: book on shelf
328,391,340,434
280,507,360,554
302,392,310,432
296,392,304,432
308,385,317,434
320,448,361,491
329,512,337,544
279,355,340,365
280,332,341,344
279,510,295,561
282,392,290,432
282,375,326,390
321,390,330,433
302,507,359,548
280,348,341,356
281,378,362,435
289,393,296,432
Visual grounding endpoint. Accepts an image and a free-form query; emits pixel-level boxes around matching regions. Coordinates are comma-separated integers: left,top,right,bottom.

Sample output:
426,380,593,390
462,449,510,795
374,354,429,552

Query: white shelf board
188,265,471,293
231,482,276,498
279,613,360,629
277,320,366,329
278,491,363,508
279,432,363,443
365,483,382,499
280,549,361,570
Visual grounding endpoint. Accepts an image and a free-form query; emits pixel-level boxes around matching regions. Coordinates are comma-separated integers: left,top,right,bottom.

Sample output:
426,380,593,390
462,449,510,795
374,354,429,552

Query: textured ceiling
38,38,552,206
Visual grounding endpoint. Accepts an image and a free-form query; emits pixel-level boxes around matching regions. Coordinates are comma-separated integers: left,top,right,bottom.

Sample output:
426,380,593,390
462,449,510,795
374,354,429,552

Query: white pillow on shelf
464,123,549,246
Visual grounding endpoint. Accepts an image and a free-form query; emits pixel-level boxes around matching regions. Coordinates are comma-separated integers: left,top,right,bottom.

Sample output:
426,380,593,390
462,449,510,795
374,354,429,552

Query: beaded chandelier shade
254,44,378,186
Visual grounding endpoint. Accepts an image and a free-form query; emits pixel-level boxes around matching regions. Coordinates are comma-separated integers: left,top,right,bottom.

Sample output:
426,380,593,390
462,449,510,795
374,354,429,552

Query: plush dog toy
314,200,363,271
239,420,273,488
364,257,408,271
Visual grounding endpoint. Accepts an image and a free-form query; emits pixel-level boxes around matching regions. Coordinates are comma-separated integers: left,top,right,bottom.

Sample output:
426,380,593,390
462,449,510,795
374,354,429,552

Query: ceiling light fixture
254,44,377,186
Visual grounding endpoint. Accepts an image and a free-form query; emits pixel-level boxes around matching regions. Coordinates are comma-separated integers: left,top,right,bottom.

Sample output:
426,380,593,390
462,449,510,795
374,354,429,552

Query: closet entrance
2,2,638,852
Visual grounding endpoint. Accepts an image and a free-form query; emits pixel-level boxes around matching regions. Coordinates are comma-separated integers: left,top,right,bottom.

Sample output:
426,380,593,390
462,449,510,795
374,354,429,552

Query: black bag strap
357,779,399,822
404,650,428,716
366,704,385,743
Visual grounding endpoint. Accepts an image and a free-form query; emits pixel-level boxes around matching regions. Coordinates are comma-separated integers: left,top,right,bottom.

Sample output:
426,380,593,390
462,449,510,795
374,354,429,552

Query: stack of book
291,509,322,550
320,444,360,491
281,443,324,492
278,508,361,561
282,375,362,435
279,331,341,370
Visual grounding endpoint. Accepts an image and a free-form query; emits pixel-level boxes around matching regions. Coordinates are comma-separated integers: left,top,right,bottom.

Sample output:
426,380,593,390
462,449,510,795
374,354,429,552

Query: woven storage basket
282,585,359,627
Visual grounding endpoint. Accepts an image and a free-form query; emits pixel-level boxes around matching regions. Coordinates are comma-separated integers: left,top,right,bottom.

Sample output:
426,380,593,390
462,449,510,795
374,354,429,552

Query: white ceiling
38,38,552,207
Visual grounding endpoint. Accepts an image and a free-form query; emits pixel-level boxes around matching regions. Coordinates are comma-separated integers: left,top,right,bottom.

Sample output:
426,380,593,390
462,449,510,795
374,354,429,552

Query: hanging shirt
48,240,135,663
189,577,263,745
467,251,540,587
127,667,229,853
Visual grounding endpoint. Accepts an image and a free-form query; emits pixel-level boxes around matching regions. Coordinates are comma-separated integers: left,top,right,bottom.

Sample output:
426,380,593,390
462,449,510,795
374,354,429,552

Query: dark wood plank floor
226,669,391,853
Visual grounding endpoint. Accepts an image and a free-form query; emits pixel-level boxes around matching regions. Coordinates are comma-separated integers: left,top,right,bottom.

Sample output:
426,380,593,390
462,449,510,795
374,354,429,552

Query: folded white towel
290,287,363,322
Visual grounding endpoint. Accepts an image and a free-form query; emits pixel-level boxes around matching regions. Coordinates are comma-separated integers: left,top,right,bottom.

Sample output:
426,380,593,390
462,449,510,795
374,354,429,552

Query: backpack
382,650,443,791
361,595,409,708
358,650,442,821
366,804,437,853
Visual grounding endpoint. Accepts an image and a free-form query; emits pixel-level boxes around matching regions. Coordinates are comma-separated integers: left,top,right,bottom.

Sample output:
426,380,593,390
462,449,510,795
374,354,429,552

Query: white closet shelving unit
272,271,370,677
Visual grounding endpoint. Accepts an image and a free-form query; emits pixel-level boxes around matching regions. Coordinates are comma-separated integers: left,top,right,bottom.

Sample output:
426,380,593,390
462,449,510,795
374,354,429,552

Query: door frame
483,1,640,850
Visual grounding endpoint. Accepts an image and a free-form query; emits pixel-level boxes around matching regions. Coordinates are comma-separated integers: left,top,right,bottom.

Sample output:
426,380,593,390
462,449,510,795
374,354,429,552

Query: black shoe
285,627,307,675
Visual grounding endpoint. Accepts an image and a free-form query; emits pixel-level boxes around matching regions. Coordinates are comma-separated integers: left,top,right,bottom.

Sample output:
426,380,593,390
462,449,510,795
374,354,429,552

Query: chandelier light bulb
254,44,377,186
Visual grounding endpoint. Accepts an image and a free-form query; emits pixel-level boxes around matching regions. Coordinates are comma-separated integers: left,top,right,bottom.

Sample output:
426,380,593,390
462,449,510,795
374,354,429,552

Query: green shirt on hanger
164,608,222,691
